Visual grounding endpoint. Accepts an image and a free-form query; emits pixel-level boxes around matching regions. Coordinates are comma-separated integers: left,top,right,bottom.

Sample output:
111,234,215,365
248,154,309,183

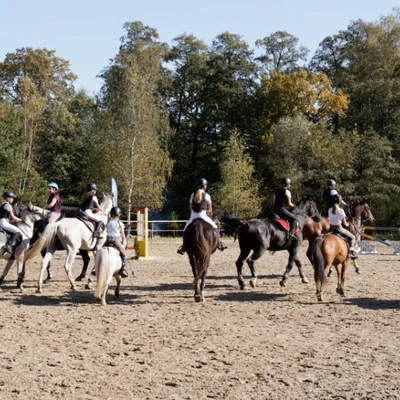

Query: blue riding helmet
47,181,59,191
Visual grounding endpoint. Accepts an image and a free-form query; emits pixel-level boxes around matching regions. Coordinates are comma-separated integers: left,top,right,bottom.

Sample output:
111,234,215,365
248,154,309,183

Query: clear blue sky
1,0,398,94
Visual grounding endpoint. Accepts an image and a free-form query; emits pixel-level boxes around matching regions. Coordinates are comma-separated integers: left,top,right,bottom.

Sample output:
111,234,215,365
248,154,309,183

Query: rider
0,191,23,254
328,198,358,259
104,206,128,278
177,178,227,255
273,177,299,238
323,179,346,216
80,183,105,238
45,181,61,223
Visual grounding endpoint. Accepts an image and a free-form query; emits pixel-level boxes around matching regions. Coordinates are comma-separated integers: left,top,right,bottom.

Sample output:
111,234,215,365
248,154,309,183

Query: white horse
94,246,122,306
0,203,50,291
24,194,113,293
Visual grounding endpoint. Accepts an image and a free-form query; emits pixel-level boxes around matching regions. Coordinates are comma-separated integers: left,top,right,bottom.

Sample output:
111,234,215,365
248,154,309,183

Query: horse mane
219,213,246,240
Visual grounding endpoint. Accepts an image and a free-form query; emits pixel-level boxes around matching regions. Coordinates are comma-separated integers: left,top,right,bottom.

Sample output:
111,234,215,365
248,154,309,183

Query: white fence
122,219,187,238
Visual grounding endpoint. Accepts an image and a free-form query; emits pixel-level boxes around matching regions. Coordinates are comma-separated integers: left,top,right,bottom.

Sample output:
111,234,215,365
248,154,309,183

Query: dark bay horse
311,220,358,301
183,218,218,302
221,198,320,290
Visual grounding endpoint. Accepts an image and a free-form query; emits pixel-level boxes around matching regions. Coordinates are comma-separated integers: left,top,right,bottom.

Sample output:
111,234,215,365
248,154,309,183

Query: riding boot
289,221,298,238
93,221,105,238
4,232,22,254
177,244,185,255
119,257,128,278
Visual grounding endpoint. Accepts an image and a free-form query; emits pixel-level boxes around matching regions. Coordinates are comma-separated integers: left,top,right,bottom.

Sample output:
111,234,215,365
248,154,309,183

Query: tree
214,129,261,218
96,22,173,220
255,31,309,73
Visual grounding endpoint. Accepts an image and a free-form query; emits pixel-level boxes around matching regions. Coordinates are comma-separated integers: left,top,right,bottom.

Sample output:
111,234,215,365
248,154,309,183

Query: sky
1,0,398,94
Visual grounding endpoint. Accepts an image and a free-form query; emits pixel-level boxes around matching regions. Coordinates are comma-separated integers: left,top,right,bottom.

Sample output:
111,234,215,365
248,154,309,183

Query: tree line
1,9,400,224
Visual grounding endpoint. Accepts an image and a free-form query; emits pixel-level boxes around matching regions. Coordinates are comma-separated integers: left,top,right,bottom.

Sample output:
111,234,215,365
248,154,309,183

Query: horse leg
236,249,251,290
196,261,210,303
115,273,122,298
76,249,90,281
0,259,15,286
16,259,26,292
246,247,266,288
280,248,298,287
64,246,79,290
337,260,349,296
38,250,54,293
353,259,360,274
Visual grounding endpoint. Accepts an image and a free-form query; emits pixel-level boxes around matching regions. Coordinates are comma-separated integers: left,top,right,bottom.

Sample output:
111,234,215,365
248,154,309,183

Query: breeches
0,219,23,235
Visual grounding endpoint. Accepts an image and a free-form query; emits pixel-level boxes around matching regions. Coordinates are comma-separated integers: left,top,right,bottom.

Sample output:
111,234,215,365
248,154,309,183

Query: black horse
221,197,320,289
183,218,218,302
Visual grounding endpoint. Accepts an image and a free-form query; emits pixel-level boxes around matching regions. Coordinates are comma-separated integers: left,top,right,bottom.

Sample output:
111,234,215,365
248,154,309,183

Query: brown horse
183,218,218,302
310,221,358,301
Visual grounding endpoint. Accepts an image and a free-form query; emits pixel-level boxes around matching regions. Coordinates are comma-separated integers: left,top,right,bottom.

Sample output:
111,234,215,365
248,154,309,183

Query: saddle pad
272,218,300,234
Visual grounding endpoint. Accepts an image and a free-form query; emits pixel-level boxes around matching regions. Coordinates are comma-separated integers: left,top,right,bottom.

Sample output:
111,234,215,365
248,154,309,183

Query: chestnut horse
310,220,358,301
183,218,218,302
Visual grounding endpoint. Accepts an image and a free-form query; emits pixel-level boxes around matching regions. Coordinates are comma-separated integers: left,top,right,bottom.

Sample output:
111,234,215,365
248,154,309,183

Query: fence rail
123,219,188,238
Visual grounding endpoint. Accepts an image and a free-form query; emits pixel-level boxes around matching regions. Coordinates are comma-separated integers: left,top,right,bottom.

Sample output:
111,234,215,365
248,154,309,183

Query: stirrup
119,268,128,278
350,250,358,259
217,241,227,251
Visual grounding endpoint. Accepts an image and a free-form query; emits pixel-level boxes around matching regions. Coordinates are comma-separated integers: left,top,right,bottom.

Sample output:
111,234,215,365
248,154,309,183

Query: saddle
77,212,96,232
268,212,300,234
329,228,358,259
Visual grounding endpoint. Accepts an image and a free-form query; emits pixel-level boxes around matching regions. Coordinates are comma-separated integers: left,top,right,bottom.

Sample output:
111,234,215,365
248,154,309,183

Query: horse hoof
194,295,203,303
279,280,286,287
85,283,92,290
301,277,309,284
36,288,42,294
355,268,360,274
75,276,84,282
249,279,257,288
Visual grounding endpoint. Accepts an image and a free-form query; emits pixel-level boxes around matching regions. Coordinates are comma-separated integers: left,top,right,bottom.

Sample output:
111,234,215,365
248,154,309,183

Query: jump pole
135,206,149,259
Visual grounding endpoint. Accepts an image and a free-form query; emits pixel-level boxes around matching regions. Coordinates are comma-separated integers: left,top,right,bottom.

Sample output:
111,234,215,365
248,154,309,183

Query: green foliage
214,129,261,218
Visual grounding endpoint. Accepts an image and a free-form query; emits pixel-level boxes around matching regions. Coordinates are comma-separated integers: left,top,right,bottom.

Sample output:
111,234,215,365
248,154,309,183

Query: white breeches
0,219,23,235
83,209,103,223
184,211,217,231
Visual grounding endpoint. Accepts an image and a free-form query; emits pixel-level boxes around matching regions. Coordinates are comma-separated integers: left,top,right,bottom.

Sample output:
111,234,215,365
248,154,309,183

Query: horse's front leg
280,248,297,287
16,258,26,291
76,249,91,281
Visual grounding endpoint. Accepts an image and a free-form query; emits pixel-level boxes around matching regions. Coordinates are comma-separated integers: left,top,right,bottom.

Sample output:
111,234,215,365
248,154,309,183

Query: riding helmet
3,191,16,199
196,178,208,188
47,181,59,191
281,177,291,186
327,179,336,187
110,206,122,217
86,183,97,191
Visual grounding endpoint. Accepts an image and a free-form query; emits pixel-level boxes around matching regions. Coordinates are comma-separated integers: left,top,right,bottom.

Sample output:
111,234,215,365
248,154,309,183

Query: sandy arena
0,238,399,400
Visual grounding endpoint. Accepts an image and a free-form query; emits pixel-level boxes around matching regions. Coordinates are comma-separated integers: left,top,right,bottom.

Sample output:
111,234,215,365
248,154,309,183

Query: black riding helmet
281,177,291,186
86,183,97,191
196,178,208,188
110,206,122,217
327,179,336,187
3,191,16,199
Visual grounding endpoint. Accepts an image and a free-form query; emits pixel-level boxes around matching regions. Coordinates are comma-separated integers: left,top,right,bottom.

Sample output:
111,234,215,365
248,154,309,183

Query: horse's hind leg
336,260,349,296
76,250,90,281
0,259,15,286
246,247,266,289
280,247,305,287
236,248,251,290
115,274,122,298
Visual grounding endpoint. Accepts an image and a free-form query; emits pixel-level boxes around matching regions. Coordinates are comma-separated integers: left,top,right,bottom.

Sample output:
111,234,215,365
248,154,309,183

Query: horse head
100,193,113,216
352,200,375,223
296,196,321,222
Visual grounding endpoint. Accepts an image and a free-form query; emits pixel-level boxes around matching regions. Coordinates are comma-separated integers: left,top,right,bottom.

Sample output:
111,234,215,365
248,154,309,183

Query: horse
310,220,358,301
0,203,50,291
24,193,113,293
94,246,122,306
183,218,218,302
303,200,374,274
221,197,320,290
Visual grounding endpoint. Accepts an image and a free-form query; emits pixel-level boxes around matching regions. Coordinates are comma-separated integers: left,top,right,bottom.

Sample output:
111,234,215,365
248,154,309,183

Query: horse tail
311,236,326,289
193,223,211,284
221,214,245,241
24,222,59,261
94,249,108,304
